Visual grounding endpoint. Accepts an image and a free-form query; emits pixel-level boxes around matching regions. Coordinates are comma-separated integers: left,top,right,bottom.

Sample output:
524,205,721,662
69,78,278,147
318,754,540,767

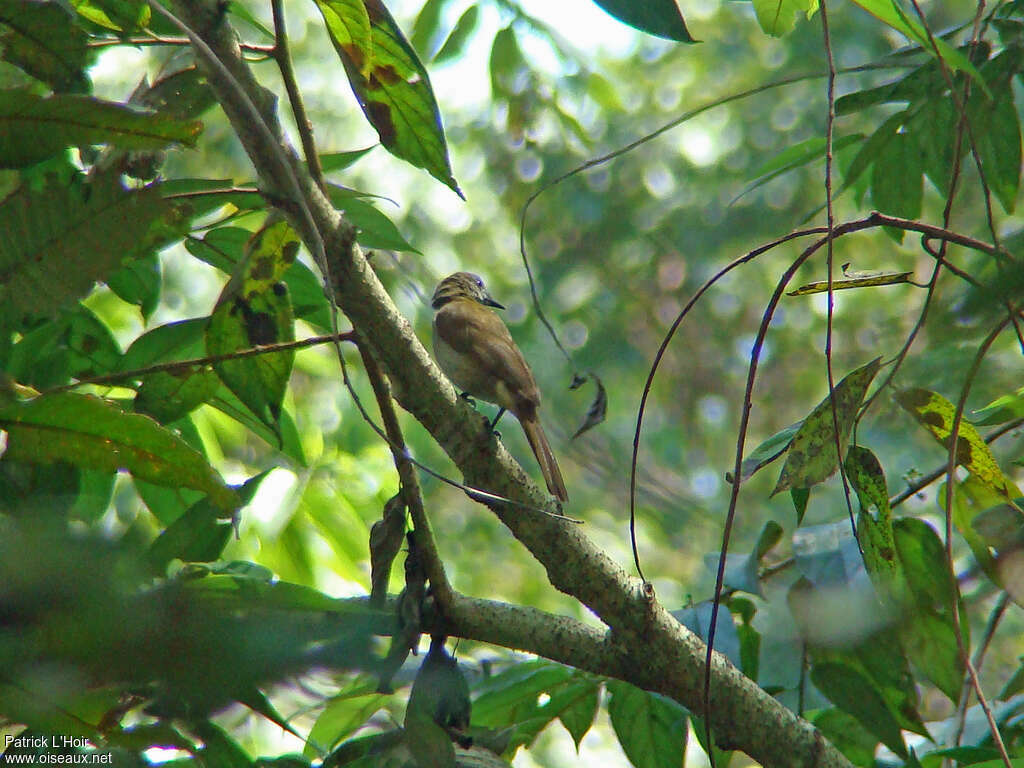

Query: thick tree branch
169,3,852,765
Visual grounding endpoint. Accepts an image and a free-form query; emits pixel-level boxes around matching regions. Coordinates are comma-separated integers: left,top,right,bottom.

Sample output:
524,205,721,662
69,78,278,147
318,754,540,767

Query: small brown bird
431,272,568,502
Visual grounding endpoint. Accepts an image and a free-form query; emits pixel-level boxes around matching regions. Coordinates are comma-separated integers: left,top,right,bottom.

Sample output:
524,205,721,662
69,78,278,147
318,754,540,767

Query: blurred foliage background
2,0,1023,765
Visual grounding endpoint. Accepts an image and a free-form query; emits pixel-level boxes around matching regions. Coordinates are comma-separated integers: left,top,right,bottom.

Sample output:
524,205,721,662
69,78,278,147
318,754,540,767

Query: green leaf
787,268,914,296
736,421,801,481
895,387,1022,501
319,145,377,173
870,129,923,226
606,680,687,768
328,186,420,252
751,0,819,37
410,0,448,57
206,220,300,442
193,721,253,768
121,318,207,372
590,0,696,42
835,58,946,115
471,661,572,729
893,517,966,701
810,708,879,766
773,358,882,495
0,392,239,515
972,84,1021,213
135,367,220,424
314,0,462,196
149,472,266,574
432,5,479,64
737,134,862,203
950,475,1002,581
489,25,526,96
911,96,955,196
70,0,149,32
556,677,600,749
0,0,92,92
306,693,386,757
0,89,201,169
791,487,810,524
847,0,989,95
0,178,174,323
973,385,1024,426
107,252,161,320
843,110,908,190
807,656,909,756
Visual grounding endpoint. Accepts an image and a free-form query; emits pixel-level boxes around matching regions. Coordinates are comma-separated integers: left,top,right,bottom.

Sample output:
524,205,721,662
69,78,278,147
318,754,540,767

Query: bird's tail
520,417,569,502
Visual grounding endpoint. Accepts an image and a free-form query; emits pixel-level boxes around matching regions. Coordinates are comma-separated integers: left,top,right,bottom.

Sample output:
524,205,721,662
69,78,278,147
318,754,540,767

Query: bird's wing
435,299,540,406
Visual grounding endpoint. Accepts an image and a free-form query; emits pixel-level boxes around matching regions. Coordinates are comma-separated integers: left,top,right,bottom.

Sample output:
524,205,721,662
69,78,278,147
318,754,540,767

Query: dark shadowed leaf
590,0,695,42
0,90,201,169
0,0,92,92
606,680,687,768
0,178,172,323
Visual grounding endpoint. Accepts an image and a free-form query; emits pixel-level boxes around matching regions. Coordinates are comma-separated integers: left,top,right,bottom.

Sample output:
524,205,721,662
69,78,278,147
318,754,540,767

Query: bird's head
431,272,505,310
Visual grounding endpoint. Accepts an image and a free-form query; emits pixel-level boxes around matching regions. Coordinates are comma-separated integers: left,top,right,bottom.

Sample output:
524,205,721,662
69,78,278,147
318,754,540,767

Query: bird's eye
475,277,484,287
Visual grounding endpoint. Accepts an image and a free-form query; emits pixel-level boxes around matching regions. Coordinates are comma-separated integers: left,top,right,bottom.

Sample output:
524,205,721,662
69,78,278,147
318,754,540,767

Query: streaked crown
431,271,504,310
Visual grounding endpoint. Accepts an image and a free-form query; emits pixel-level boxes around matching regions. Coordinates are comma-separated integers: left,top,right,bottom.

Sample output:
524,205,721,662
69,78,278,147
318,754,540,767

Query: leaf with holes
773,357,881,496
206,227,297,445
314,0,461,197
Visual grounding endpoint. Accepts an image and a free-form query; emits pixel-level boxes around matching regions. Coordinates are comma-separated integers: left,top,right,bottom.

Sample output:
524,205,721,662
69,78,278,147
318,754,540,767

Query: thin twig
88,35,274,54
357,343,454,607
889,418,1024,508
517,65,917,369
271,0,326,192
954,592,1012,747
42,332,356,395
818,0,859,550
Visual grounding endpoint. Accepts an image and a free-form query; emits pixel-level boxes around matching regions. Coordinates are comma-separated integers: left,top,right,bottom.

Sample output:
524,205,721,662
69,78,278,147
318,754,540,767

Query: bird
431,272,568,502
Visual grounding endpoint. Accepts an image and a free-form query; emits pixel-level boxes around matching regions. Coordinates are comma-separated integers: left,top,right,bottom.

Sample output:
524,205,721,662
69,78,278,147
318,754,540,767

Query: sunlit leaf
70,0,149,32
787,268,914,296
0,392,239,515
206,220,300,443
752,0,818,37
314,0,462,196
432,5,479,64
895,387,1022,502
847,0,989,95
733,421,801,482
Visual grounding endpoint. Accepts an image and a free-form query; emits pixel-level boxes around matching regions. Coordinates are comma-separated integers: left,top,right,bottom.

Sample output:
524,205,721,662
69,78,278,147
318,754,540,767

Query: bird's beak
481,295,505,310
